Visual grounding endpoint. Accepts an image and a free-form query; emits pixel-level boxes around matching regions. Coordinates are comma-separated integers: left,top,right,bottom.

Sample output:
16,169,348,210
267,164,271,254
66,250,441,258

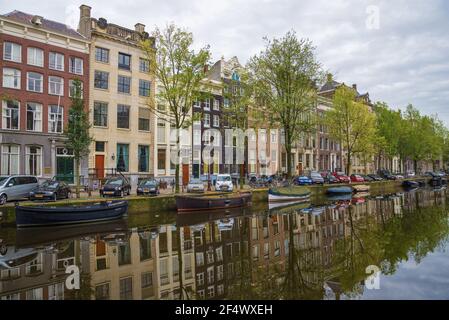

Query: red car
332,171,350,183
350,174,365,183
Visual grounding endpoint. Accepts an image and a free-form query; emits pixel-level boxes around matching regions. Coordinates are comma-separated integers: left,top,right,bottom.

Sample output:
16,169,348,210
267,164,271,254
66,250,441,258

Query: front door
56,157,74,183
182,164,189,186
95,155,105,179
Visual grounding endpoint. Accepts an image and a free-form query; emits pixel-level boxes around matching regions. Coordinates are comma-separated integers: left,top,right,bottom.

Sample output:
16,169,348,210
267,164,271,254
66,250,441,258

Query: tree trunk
75,158,80,198
346,151,351,175
286,147,292,179
413,159,418,174
240,164,244,190
175,163,180,193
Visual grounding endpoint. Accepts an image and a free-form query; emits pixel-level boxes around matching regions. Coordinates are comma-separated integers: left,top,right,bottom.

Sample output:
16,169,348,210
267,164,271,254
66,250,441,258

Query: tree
141,24,211,193
247,31,321,178
65,79,92,198
324,86,377,175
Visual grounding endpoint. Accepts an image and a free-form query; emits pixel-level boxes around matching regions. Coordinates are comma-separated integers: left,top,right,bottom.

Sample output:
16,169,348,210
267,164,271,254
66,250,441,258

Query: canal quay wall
0,179,417,225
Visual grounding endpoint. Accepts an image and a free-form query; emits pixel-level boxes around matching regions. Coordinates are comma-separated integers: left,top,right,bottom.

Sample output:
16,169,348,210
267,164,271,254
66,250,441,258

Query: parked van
0,176,39,205
215,174,233,192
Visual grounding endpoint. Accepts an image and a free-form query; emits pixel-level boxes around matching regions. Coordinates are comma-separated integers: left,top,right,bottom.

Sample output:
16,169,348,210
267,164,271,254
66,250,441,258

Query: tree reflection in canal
1,188,448,300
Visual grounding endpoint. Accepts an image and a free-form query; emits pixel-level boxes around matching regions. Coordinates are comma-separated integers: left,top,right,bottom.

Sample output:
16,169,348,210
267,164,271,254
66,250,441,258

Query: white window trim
26,72,43,93
203,114,210,128
213,115,219,127
3,42,22,63
2,100,20,130
213,99,220,111
27,47,44,67
48,76,64,96
204,99,210,111
25,145,43,177
1,144,20,175
48,105,64,133
69,57,83,75
49,52,64,71
26,102,43,132
2,68,21,89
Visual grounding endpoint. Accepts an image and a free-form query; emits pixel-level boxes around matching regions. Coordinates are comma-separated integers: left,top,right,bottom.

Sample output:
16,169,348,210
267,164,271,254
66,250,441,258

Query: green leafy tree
141,24,211,193
247,31,321,178
65,79,92,198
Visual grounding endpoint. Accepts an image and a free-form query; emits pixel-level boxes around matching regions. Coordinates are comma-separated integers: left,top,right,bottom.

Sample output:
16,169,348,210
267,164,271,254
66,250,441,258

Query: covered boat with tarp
268,186,311,202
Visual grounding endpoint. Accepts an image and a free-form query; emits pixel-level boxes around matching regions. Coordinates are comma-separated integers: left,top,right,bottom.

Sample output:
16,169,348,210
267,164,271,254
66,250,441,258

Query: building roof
319,80,342,93
2,10,86,40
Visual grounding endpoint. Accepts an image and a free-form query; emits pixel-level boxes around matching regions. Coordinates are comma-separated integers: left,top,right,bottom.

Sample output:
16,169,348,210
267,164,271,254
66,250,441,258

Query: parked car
137,179,160,196
0,175,39,205
360,174,374,182
323,174,339,184
393,173,404,179
332,172,351,183
187,179,205,193
100,177,131,197
405,170,415,177
368,174,383,181
215,174,233,192
309,171,324,185
350,174,365,183
435,171,446,177
29,180,71,201
378,170,396,180
295,176,313,185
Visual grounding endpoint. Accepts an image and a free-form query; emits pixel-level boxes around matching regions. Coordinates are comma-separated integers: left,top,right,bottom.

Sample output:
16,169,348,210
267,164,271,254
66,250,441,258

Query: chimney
135,23,145,33
352,84,357,91
326,73,333,83
78,4,92,37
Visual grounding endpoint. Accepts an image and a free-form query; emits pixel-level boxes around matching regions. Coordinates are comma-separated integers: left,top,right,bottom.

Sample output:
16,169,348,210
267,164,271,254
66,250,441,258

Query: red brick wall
0,33,90,133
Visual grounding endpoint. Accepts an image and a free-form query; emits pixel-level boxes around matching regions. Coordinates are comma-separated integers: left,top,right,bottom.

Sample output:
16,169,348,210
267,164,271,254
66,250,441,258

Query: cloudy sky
2,0,449,124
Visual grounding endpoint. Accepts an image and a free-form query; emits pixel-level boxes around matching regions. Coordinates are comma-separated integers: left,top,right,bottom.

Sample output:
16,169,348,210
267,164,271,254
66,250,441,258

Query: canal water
1,187,449,300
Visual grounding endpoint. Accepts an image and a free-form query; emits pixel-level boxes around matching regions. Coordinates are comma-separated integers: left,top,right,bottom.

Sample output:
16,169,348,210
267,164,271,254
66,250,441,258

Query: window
118,53,131,70
117,104,130,129
204,99,210,110
26,146,42,176
216,247,223,262
27,72,43,93
213,99,219,110
95,141,105,152
2,100,19,130
157,120,166,143
196,273,204,286
3,42,21,62
94,102,108,127
94,71,109,89
196,252,204,266
69,80,83,97
217,265,224,281
271,132,277,143
138,107,150,131
193,99,201,108
223,98,230,108
138,145,149,172
207,286,215,298
48,76,64,96
26,102,42,131
139,236,152,261
157,149,166,170
159,259,169,285
118,75,131,94
193,129,201,146
204,114,210,127
69,57,83,75
116,144,129,172
27,47,43,67
217,284,224,296
26,288,43,300
119,277,133,300
118,243,131,265
48,105,63,133
141,272,153,288
1,145,19,175
213,115,219,127
139,58,150,72
95,283,110,300
49,52,64,71
95,47,109,63
207,267,214,283
2,68,21,89
139,79,151,96
271,150,277,162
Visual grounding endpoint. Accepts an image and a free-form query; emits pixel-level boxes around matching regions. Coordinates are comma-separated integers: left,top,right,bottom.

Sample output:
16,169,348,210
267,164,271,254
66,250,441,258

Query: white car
215,174,233,192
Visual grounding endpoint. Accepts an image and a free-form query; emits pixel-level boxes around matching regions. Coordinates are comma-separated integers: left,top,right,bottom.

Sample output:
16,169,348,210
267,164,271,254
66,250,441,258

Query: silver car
0,175,39,205
187,179,205,193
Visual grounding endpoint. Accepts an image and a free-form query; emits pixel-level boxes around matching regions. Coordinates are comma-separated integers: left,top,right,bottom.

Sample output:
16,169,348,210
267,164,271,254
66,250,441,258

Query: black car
360,174,374,182
137,179,160,196
368,174,383,181
100,177,131,197
323,174,339,184
29,180,71,201
377,170,396,180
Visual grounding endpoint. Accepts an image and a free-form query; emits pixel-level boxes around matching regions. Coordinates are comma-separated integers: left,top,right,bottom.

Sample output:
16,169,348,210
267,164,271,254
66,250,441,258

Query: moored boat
268,187,311,202
402,180,420,188
327,186,353,194
176,192,252,212
15,200,128,228
352,185,370,193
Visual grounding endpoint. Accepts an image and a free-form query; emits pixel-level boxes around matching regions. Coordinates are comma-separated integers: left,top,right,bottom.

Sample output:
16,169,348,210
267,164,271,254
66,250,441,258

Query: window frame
26,72,43,93
26,102,42,132
27,47,44,67
48,76,64,96
49,52,64,71
93,101,108,127
3,42,22,63
2,100,20,130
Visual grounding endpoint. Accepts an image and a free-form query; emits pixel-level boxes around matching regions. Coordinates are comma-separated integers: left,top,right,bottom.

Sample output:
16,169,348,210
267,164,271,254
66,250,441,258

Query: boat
268,186,311,202
352,185,370,193
176,192,252,212
15,200,128,228
327,186,353,194
402,180,420,188
268,200,311,214
327,193,353,202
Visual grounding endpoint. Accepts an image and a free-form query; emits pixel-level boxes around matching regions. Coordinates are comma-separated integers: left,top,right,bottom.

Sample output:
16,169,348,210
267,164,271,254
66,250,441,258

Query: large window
2,68,21,89
203,113,210,127
213,99,220,111
26,102,42,131
213,115,219,127
95,283,110,300
27,47,43,67
117,75,131,94
69,57,83,75
26,146,42,176
141,272,152,288
95,47,109,63
1,145,20,175
139,79,150,96
119,277,133,300
116,144,129,172
157,149,166,170
3,42,21,62
48,76,64,96
117,104,130,129
49,52,64,71
118,53,131,70
138,107,150,131
48,105,64,133
69,80,83,98
138,145,149,172
2,100,19,130
27,72,43,93
139,58,150,72
94,102,108,127
94,71,109,89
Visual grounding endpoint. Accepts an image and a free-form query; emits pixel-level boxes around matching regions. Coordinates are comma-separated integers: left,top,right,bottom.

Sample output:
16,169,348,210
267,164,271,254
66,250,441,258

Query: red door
182,164,189,186
95,155,105,179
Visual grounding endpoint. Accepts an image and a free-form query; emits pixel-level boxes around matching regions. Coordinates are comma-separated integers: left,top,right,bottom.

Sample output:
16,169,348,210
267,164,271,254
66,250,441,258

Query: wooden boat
268,187,311,202
176,192,252,212
327,186,353,194
15,200,128,228
352,185,370,192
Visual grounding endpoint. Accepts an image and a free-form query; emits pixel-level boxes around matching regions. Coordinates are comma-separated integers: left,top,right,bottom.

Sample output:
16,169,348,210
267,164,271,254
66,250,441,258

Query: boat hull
327,187,353,194
268,193,310,203
353,185,370,193
15,200,128,228
176,193,252,212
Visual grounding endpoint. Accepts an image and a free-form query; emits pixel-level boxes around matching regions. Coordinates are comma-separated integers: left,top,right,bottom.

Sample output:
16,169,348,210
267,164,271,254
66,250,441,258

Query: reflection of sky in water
345,247,449,299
